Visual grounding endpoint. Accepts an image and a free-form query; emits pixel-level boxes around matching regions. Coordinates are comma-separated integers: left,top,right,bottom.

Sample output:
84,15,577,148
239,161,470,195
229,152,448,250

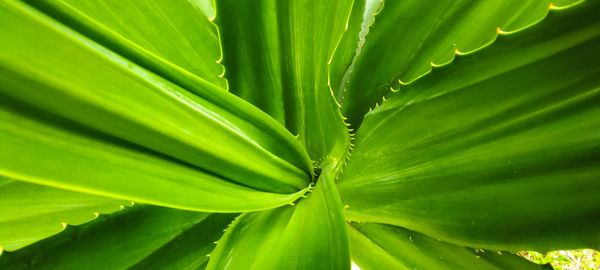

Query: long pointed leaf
335,0,582,127
215,0,352,161
339,2,600,252
0,0,313,194
349,222,547,270
207,160,350,270
0,177,127,251
0,206,235,270
26,0,228,91
0,98,309,212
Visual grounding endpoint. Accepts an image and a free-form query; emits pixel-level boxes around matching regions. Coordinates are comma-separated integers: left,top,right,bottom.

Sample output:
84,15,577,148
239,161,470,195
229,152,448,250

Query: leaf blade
0,177,128,251
349,222,547,270
207,160,350,270
335,0,582,127
0,0,313,197
26,0,228,91
0,98,308,212
339,1,600,252
215,0,352,161
0,206,235,270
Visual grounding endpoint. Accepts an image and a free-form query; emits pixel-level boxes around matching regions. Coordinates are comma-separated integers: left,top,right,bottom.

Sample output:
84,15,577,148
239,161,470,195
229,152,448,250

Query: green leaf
338,1,600,252
349,222,547,270
215,0,352,161
328,0,365,99
0,0,314,195
130,213,235,270
207,160,350,270
330,0,382,100
335,0,582,127
0,177,128,251
0,206,235,270
0,99,308,212
26,0,227,91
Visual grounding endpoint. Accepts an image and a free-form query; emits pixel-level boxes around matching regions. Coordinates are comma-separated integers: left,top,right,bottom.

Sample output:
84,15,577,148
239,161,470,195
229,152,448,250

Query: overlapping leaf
339,1,600,252
207,160,349,269
1,0,598,269
0,206,235,270
0,98,308,212
26,0,227,92
215,0,352,161
0,0,313,210
349,222,547,270
334,0,582,127
0,177,128,251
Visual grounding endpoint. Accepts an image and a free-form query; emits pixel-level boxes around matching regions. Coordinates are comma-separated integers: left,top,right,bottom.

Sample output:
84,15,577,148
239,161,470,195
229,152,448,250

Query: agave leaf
0,177,128,252
330,0,381,99
349,222,547,270
338,2,600,252
0,0,313,194
0,100,308,212
206,160,349,270
26,0,227,91
0,206,235,270
334,0,582,127
215,0,352,161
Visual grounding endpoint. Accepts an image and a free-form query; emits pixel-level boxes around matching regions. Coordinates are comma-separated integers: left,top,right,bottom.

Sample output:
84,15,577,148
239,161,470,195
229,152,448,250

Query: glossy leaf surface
207,161,349,269
0,0,313,195
349,222,547,270
0,177,127,251
339,1,600,252
336,0,582,127
216,0,352,161
0,98,308,212
0,206,235,270
27,0,228,91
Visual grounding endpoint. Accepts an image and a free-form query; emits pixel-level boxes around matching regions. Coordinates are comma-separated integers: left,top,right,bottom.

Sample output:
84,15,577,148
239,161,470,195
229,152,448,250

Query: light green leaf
0,206,235,270
26,0,227,91
349,222,547,270
0,100,308,212
215,0,352,161
0,0,313,194
330,0,382,100
339,2,600,252
336,0,582,127
0,177,128,252
130,213,235,270
207,160,350,270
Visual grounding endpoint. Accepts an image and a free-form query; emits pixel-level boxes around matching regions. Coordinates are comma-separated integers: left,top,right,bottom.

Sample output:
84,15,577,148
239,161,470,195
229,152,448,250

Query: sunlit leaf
349,222,547,270
335,0,583,127
215,0,352,161
0,177,127,251
207,160,349,269
0,0,313,200
0,206,235,270
26,0,227,91
339,1,600,252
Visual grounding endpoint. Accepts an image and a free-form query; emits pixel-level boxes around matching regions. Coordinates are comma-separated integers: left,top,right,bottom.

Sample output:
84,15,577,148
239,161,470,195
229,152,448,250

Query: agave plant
0,0,598,269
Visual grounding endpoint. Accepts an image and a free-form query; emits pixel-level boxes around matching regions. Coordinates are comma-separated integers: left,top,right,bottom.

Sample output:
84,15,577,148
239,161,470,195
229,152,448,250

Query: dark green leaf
349,222,548,270
0,206,235,270
215,0,352,161
0,99,308,212
0,0,313,198
0,177,127,251
207,160,350,270
335,0,582,127
339,1,600,252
